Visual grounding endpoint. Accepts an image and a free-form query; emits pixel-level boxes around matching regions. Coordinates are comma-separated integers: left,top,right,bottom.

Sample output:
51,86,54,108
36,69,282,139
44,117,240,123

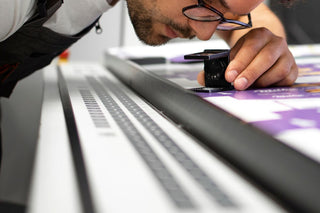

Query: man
0,0,297,97
126,0,298,91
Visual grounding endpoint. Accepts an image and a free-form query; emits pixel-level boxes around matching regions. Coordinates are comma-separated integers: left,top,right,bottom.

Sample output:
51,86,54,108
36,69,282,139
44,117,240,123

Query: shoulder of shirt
0,0,37,42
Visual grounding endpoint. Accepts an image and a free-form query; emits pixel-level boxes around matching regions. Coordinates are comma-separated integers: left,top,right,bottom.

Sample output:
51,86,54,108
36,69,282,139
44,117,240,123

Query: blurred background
270,0,320,44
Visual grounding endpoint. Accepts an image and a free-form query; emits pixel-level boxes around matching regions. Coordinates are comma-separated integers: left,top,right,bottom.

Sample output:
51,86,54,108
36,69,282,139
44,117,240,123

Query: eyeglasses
182,0,252,31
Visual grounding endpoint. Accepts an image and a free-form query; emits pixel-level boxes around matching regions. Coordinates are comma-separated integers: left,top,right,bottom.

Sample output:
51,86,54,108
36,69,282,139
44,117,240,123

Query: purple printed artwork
158,54,320,161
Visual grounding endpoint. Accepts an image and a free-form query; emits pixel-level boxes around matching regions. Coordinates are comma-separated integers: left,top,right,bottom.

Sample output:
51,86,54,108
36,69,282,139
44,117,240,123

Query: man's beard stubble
126,0,194,46
126,0,170,46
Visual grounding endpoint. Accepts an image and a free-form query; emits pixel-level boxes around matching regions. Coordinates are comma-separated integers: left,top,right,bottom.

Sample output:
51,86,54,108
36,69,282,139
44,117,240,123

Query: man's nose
188,20,219,40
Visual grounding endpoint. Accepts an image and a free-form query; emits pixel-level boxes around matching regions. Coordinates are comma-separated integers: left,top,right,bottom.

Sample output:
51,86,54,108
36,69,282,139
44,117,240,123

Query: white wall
68,1,125,62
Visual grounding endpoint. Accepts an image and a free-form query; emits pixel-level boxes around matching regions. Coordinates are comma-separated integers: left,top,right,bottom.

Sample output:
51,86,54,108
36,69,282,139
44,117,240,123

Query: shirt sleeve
0,0,36,42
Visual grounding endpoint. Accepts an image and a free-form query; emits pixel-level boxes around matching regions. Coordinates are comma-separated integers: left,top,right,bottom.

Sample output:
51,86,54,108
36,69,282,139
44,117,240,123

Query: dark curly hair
280,0,297,6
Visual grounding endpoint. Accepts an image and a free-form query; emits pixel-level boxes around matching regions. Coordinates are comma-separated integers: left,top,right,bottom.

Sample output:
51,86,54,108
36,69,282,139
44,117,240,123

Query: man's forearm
217,3,286,47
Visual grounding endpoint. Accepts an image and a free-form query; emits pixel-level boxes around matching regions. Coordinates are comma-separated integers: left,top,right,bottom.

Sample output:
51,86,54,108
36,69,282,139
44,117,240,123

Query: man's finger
197,70,205,86
225,28,273,83
233,35,285,90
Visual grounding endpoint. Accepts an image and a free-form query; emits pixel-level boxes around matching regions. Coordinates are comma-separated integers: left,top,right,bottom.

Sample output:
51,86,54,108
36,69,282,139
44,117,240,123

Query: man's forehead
206,0,261,15
205,0,230,9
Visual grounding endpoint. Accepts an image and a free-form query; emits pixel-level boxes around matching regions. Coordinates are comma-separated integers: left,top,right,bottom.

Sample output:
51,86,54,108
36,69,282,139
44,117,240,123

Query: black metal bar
57,67,96,213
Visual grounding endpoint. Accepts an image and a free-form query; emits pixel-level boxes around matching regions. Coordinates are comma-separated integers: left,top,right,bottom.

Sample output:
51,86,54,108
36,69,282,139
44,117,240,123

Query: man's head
125,0,264,46
126,0,296,46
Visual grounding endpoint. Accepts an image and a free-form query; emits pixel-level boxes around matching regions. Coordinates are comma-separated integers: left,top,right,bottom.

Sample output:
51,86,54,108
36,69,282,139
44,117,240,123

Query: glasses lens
183,7,221,21
217,23,246,30
217,14,251,30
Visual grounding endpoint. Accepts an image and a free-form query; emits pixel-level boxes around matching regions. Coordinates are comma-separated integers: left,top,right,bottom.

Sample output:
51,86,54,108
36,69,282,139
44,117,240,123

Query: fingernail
226,70,238,82
235,77,248,90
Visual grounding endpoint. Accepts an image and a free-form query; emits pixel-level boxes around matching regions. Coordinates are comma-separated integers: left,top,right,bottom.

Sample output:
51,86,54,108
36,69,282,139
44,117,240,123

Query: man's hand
226,27,298,90
197,27,298,90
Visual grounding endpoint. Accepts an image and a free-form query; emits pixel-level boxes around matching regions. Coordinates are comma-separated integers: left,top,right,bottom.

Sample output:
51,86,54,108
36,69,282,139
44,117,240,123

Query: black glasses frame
182,0,252,30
